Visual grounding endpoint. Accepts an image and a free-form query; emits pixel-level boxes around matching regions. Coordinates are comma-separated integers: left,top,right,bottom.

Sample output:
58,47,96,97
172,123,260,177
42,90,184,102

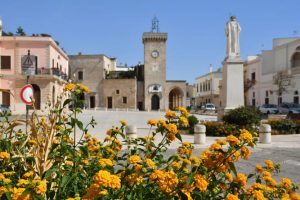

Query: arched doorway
292,52,300,68
31,84,41,109
151,94,160,110
169,88,183,110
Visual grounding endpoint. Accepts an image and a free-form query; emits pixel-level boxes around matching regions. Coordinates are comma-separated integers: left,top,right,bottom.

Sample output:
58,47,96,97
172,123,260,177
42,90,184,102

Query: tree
273,70,292,95
16,26,26,36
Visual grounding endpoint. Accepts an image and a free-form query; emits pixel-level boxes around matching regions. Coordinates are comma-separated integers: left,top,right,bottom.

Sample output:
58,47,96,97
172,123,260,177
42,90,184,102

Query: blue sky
1,0,300,83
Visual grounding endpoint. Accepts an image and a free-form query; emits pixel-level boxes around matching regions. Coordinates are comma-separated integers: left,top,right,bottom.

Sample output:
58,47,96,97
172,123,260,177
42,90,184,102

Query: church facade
69,28,186,111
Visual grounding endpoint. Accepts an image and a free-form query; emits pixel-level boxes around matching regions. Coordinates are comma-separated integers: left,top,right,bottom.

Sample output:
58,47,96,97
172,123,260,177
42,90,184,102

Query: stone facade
245,37,300,106
0,36,69,114
195,69,222,107
69,54,116,108
69,31,187,111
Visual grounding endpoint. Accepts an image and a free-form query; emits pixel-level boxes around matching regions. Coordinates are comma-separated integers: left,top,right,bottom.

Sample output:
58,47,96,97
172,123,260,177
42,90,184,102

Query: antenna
151,16,160,32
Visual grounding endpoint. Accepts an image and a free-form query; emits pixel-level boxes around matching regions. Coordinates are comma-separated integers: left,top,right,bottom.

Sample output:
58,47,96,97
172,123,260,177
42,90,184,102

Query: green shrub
188,115,199,134
223,106,262,128
204,121,240,136
268,119,296,134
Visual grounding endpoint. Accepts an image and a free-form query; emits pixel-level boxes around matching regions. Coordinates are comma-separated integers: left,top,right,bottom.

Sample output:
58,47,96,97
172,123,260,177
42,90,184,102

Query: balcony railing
22,67,68,80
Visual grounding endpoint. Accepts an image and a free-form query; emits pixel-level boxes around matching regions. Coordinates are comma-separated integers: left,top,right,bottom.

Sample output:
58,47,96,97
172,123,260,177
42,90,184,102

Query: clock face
151,50,159,58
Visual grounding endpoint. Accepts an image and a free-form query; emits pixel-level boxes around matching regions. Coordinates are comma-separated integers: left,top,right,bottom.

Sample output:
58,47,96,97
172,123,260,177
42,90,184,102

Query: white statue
0,18,2,36
225,16,241,58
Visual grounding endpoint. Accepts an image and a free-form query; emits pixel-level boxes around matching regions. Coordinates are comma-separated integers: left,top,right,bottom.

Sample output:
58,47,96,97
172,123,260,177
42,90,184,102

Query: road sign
20,84,34,105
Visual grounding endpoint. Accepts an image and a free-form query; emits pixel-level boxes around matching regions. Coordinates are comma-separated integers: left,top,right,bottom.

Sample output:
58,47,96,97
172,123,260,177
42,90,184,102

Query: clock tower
142,23,167,111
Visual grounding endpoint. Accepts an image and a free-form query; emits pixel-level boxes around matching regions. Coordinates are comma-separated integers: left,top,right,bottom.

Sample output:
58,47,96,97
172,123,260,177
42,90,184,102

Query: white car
259,104,279,114
204,103,216,111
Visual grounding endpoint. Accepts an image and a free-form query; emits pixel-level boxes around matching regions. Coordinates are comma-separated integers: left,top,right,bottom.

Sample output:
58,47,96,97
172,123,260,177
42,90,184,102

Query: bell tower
142,17,167,111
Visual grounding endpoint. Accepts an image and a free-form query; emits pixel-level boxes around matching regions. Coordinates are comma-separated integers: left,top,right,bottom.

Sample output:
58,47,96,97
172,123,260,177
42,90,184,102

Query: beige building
245,37,300,107
0,34,69,114
195,68,222,107
69,22,187,111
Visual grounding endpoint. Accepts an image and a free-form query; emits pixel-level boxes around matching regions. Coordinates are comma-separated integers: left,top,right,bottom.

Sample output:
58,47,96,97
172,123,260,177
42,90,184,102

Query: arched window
292,52,300,68
78,71,83,80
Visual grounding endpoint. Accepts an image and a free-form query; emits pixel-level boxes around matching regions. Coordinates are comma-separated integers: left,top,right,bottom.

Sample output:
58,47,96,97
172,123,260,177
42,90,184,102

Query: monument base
219,57,244,121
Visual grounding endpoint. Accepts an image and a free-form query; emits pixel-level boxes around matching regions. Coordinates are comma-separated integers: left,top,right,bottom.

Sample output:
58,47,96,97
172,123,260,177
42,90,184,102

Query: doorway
151,94,160,110
107,97,112,109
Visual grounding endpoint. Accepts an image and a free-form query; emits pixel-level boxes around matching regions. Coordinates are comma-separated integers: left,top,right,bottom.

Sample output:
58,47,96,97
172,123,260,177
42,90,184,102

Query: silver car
278,103,300,114
259,104,279,114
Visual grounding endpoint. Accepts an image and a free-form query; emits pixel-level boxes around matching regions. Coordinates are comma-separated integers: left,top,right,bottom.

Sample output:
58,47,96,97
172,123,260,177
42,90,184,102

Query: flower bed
0,84,299,199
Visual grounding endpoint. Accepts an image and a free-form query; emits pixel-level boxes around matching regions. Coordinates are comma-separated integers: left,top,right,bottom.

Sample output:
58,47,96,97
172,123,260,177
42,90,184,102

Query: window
252,92,255,98
123,97,127,104
2,90,10,106
251,72,256,81
266,91,269,97
1,56,11,69
52,59,54,68
78,71,83,80
116,90,120,94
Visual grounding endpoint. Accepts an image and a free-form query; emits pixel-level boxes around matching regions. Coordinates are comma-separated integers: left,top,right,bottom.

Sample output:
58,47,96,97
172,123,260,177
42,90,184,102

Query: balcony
22,67,68,81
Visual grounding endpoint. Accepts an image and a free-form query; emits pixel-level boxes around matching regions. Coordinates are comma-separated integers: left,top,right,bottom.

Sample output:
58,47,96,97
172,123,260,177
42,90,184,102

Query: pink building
0,35,69,114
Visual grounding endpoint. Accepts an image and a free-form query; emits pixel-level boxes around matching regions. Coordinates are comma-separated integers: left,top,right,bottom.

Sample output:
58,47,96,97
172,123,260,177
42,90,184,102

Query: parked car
258,104,279,114
0,104,11,114
203,103,216,112
278,102,300,114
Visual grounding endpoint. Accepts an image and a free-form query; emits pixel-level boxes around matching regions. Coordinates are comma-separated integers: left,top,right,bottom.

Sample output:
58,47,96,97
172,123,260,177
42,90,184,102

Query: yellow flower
129,155,141,165
145,158,155,169
65,161,74,166
252,190,266,200
0,152,10,161
194,174,208,192
84,133,91,139
190,156,200,166
147,119,158,126
236,173,247,187
241,146,251,160
255,164,263,173
177,107,189,117
165,111,177,119
234,151,241,161
281,178,292,189
93,170,121,189
82,159,89,166
99,189,108,196
120,120,128,126
32,180,47,195
172,161,181,169
28,139,37,145
225,194,239,200
17,179,30,187
78,84,90,93
165,124,178,141
216,139,227,145
180,117,189,126
0,187,8,197
239,129,253,143
226,135,240,146
64,83,76,91
106,129,112,135
209,143,222,151
264,160,274,170
98,159,113,167
23,171,34,178
226,173,233,182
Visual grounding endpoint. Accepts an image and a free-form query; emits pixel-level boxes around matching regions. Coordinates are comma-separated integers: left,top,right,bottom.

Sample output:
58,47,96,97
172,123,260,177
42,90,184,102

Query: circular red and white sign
20,84,34,105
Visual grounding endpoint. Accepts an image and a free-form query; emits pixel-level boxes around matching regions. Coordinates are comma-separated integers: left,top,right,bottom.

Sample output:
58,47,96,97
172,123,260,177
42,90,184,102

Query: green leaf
175,133,182,142
63,99,72,107
229,162,237,176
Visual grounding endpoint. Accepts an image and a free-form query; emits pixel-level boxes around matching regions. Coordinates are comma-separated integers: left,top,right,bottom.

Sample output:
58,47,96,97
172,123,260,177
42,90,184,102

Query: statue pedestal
218,57,244,120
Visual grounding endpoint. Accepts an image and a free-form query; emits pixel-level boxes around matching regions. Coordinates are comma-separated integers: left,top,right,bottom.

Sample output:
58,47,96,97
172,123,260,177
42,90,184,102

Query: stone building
0,30,69,114
245,37,300,106
69,20,187,111
195,68,222,107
